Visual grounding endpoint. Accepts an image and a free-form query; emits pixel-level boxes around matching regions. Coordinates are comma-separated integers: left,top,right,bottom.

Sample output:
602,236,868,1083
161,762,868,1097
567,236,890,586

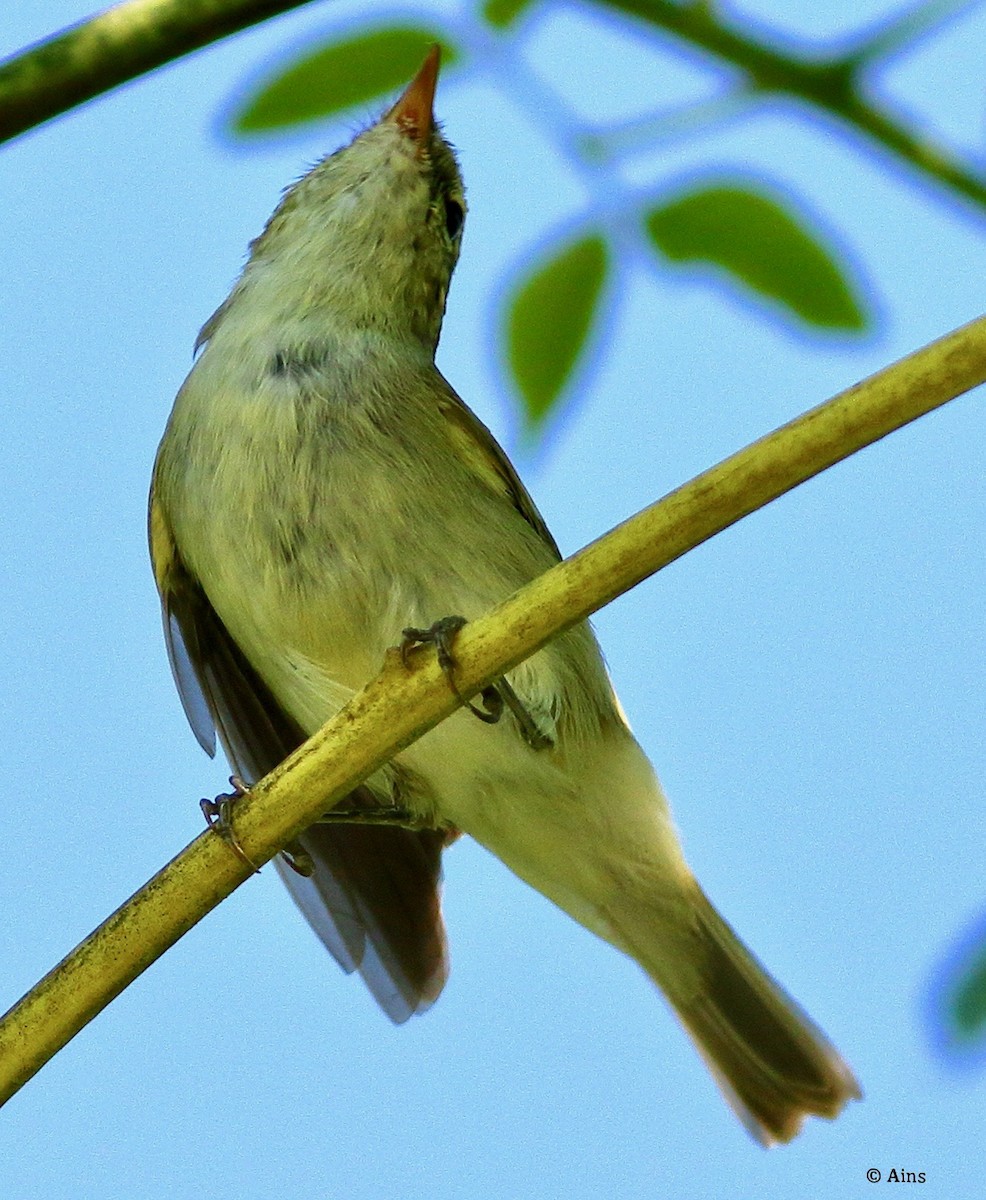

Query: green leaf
482,0,535,29
644,182,867,331
232,27,461,134
505,233,609,430
950,941,986,1040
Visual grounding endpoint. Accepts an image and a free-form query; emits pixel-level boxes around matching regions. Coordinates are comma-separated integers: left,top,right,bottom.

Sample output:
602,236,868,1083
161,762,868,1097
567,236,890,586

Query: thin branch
0,0,318,145
579,88,754,164
589,0,986,212
2,312,985,1107
828,90,986,211
846,0,980,66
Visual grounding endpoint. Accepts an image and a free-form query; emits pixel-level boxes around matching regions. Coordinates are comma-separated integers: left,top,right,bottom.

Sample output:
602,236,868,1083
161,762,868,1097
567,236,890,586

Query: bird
149,45,860,1144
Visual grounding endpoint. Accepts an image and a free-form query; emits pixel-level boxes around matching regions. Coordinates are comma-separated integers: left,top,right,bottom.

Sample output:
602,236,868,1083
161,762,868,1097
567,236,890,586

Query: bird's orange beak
387,45,440,144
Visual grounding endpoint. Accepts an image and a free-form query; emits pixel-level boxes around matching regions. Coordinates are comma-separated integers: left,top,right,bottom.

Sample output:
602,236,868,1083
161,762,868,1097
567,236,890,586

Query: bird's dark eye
444,197,464,239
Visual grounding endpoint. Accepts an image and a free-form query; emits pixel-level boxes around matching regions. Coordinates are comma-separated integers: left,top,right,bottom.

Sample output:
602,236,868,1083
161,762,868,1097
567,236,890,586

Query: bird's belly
200,497,523,740
168,392,615,823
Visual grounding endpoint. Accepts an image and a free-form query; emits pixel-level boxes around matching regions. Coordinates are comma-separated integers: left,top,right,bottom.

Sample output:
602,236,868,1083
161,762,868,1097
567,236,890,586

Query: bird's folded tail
618,882,861,1145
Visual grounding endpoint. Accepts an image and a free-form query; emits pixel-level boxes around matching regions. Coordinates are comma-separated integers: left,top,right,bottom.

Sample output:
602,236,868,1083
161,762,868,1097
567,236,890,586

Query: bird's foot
402,615,500,724
200,775,261,874
401,615,552,750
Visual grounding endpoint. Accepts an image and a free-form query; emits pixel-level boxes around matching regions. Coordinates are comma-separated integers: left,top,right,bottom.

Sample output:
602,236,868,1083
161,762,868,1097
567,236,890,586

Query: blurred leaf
950,939,986,1039
482,0,535,29
232,26,461,133
645,182,868,331
505,233,609,429
928,913,986,1067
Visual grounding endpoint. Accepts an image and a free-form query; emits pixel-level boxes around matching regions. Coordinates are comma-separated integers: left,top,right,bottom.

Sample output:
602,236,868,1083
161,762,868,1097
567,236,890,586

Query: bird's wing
437,380,562,559
149,487,449,1022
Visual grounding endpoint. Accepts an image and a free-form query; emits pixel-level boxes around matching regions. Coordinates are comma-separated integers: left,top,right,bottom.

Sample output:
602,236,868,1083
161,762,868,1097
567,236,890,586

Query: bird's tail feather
613,882,860,1145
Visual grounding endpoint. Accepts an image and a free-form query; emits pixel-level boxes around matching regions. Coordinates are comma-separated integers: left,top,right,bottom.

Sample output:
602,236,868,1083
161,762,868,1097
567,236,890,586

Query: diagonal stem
0,0,318,144
1,310,985,1107
589,0,986,212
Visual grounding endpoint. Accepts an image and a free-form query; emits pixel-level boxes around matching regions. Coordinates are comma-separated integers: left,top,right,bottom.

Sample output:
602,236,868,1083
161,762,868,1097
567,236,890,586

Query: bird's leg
314,781,423,829
280,840,315,877
200,775,261,874
316,804,420,826
401,615,552,750
494,676,554,751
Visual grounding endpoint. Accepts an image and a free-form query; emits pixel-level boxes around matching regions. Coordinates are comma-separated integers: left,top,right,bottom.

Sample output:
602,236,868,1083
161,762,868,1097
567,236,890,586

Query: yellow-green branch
1,312,984,1107
0,0,316,143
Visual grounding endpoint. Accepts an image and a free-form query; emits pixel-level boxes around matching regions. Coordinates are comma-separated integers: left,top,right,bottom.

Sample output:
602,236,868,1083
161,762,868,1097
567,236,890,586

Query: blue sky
2,1,985,1195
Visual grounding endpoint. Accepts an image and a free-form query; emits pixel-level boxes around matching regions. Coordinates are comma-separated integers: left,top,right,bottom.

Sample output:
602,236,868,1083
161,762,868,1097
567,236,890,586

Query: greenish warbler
150,47,859,1143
